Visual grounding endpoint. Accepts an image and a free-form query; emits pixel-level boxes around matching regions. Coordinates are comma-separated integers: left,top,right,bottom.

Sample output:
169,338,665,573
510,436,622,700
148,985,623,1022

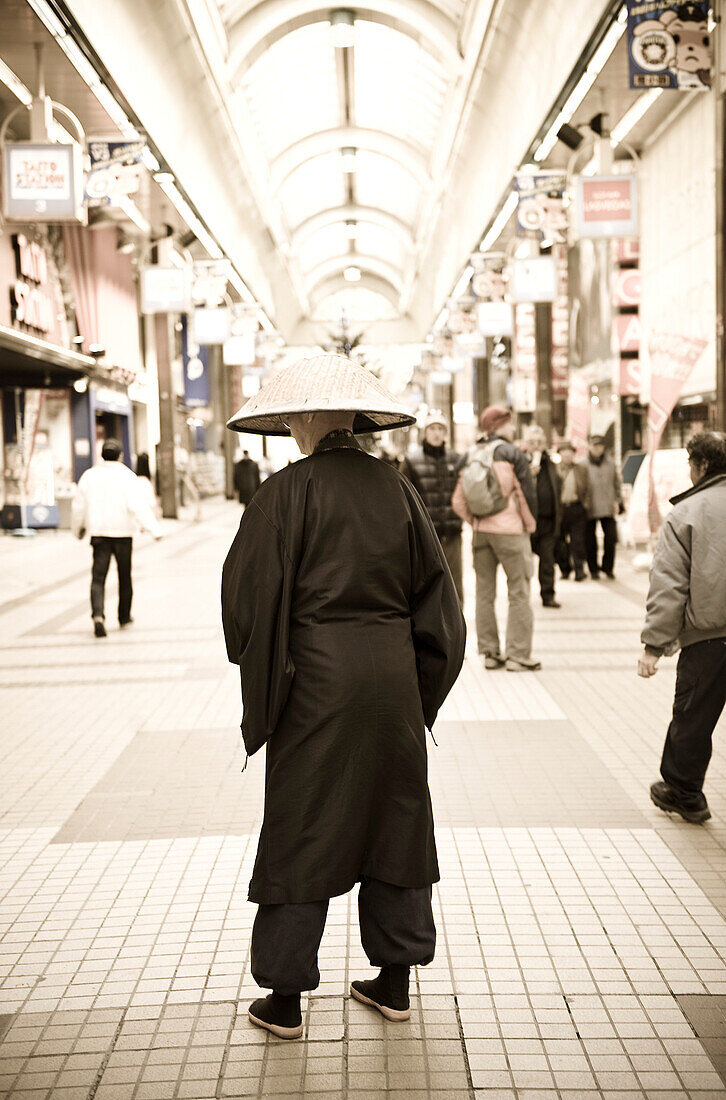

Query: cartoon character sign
628,1,711,90
514,171,568,241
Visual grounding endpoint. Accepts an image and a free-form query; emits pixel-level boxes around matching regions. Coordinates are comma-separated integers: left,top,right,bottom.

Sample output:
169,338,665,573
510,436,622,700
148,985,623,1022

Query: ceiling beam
305,254,404,296
291,205,415,250
227,1,462,83
308,270,402,310
271,126,431,190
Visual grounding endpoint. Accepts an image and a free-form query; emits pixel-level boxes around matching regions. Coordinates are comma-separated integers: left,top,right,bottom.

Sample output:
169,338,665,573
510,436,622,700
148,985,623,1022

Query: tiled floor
1,502,726,1099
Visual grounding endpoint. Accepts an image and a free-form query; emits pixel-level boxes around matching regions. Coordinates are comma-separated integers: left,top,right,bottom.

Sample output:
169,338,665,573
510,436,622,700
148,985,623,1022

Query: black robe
221,432,466,905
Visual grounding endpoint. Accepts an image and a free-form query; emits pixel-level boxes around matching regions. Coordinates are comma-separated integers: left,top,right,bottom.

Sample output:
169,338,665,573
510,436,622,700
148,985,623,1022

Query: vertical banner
512,304,537,413
567,372,590,454
551,244,569,400
515,171,568,240
84,140,145,207
646,332,707,533
181,317,210,408
627,1,711,90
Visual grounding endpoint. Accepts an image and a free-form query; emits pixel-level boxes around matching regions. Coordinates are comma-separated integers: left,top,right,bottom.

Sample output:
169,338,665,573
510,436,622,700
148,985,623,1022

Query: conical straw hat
227,353,416,436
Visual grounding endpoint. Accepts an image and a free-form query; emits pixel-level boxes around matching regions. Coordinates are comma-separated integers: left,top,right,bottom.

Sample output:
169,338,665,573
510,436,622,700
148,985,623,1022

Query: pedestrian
221,354,465,1040
638,431,726,824
401,410,464,603
233,449,261,506
523,424,561,608
452,405,540,671
135,452,161,521
72,439,162,637
582,434,623,579
555,441,589,582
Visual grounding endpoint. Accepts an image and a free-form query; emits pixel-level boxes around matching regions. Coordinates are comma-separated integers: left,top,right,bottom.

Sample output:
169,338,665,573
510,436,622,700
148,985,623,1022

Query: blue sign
181,317,210,408
627,2,711,90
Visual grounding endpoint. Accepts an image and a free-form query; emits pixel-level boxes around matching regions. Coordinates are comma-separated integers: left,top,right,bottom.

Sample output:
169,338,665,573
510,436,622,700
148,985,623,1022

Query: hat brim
227,409,416,436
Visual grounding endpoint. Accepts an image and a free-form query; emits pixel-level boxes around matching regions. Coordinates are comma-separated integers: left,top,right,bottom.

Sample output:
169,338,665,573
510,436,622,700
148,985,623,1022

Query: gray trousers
473,531,534,660
251,877,436,994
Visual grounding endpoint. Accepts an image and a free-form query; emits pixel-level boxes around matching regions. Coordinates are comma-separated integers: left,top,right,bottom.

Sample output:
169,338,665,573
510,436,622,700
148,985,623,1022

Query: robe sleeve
221,500,296,756
408,491,466,729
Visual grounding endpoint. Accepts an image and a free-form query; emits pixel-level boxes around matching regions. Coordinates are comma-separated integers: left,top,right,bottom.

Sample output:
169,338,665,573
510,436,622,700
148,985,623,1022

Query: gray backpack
461,440,508,518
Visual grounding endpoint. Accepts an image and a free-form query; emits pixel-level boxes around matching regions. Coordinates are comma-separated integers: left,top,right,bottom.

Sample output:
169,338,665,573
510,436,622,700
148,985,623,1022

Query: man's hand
637,649,660,678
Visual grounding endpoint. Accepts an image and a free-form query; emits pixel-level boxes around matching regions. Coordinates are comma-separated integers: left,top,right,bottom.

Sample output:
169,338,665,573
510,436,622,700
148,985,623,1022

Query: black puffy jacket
401,441,463,537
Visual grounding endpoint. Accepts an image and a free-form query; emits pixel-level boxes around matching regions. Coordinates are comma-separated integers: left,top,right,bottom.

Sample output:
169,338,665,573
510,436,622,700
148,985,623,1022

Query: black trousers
251,877,436,995
534,518,557,602
91,537,133,623
661,639,726,799
440,532,463,605
586,516,617,577
557,503,587,577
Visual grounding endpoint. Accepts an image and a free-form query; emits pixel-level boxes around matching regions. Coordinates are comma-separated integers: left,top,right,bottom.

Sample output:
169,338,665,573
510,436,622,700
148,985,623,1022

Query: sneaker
350,965,411,1022
542,599,561,608
248,992,303,1039
484,654,505,670
650,781,710,824
505,656,542,672
93,619,107,638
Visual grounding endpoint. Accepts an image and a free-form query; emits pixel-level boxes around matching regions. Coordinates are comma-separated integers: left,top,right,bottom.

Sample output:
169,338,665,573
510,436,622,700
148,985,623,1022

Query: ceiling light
330,10,355,48
479,191,518,252
610,88,662,146
73,377,88,393
340,146,357,173
153,171,175,185
534,6,627,163
344,266,361,282
345,220,358,240
0,59,32,106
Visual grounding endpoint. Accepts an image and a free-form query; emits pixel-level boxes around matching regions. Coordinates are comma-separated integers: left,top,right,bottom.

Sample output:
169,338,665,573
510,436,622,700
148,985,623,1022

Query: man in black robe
222,354,466,1040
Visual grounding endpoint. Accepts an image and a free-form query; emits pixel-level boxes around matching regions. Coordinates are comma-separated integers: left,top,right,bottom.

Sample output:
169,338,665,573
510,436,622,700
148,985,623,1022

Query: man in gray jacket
639,431,726,823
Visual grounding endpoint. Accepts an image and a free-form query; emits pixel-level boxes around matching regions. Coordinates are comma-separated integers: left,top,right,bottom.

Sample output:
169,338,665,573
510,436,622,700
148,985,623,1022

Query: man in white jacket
72,439,162,637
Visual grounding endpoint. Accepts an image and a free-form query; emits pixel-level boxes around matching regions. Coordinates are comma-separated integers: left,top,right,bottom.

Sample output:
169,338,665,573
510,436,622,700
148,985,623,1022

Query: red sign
613,269,641,308
618,358,641,397
612,239,640,265
613,313,641,354
577,175,638,238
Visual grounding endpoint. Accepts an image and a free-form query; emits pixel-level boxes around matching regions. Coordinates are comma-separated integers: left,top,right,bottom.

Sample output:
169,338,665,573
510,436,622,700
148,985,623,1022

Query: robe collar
313,429,362,454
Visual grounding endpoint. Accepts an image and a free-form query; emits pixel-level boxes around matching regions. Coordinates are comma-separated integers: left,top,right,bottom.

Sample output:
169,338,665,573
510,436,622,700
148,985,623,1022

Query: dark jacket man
556,442,589,581
401,413,464,602
638,431,726,825
233,450,261,505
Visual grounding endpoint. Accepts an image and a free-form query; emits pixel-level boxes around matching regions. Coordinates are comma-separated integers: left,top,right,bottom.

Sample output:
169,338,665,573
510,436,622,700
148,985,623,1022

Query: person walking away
556,441,589,582
523,424,561,608
583,434,623,579
135,452,161,522
452,405,540,671
222,354,465,1040
72,439,163,637
234,449,261,506
401,410,464,602
638,431,726,824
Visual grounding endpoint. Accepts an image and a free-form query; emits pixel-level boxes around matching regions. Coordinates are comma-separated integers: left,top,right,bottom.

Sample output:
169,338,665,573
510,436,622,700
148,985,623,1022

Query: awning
0,323,95,387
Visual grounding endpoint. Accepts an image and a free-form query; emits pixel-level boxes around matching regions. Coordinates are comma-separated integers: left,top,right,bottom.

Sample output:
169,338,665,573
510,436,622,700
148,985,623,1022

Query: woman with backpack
452,406,540,671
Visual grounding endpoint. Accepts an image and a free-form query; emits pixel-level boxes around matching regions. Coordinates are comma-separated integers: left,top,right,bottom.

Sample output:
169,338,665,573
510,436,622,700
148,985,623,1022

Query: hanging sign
181,318,210,408
140,265,190,314
627,1,711,90
576,175,638,239
515,170,568,240
3,142,85,222
84,139,145,207
512,303,537,413
551,244,569,400
478,300,513,337
192,306,230,346
470,252,506,300
510,255,558,303
192,259,232,305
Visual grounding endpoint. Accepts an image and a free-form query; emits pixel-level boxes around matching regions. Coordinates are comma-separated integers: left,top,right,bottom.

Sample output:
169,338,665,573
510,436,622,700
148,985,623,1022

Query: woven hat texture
227,354,416,435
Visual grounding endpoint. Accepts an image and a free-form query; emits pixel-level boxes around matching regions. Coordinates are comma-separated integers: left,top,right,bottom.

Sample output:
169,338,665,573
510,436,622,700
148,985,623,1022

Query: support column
535,301,553,439
154,312,178,519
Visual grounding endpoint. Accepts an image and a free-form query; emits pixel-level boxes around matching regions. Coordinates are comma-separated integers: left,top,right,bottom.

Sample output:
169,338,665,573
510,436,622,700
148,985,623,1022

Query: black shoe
248,992,303,1039
603,571,616,580
560,571,571,580
119,617,133,627
542,599,561,608
351,965,411,1021
93,619,107,638
650,781,711,824
574,571,587,582
590,572,600,580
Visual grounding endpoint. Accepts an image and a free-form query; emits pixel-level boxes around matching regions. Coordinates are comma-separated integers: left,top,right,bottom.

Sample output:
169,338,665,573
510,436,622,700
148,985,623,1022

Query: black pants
534,518,557,602
440,532,463,605
586,516,617,577
91,537,132,623
661,639,726,799
557,503,587,578
251,877,436,995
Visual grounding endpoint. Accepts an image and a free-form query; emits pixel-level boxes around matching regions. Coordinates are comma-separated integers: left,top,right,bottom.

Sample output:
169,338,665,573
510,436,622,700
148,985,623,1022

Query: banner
627,1,711,90
512,304,536,413
567,372,590,454
646,332,707,533
470,252,506,300
181,318,210,408
515,171,567,240
551,243,569,399
84,140,145,207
